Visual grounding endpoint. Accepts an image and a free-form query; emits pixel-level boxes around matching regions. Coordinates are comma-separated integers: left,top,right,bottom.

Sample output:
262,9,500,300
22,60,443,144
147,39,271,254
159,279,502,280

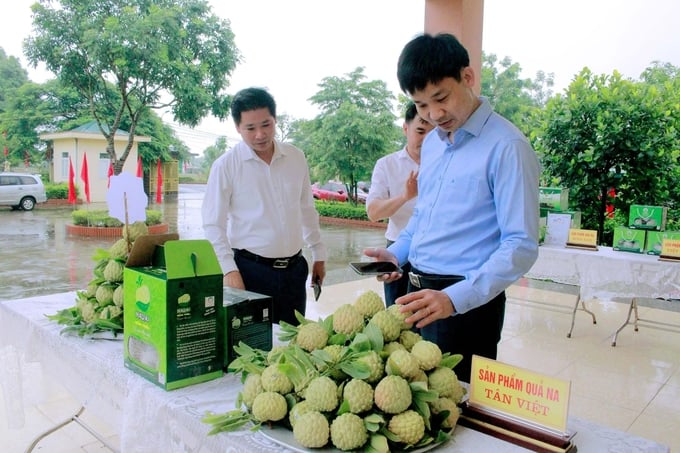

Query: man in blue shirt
365,33,540,382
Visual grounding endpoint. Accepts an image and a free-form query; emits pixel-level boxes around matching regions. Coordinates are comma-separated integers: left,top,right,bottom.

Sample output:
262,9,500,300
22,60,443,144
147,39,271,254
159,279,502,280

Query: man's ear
462,66,476,87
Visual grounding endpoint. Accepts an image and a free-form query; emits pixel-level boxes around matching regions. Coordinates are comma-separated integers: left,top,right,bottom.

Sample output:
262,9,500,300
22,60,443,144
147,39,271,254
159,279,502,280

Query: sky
2,0,679,155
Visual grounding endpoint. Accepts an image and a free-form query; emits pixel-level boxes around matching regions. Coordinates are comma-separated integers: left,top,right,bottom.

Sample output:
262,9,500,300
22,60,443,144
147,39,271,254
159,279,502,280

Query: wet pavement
0,184,386,301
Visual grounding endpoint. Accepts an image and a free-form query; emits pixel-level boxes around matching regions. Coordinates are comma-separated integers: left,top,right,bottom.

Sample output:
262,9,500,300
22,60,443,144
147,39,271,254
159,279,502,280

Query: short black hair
397,33,470,95
230,87,277,126
404,103,418,123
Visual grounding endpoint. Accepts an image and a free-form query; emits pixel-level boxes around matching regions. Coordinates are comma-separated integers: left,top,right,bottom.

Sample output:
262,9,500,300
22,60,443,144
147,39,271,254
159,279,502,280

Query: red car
312,182,348,202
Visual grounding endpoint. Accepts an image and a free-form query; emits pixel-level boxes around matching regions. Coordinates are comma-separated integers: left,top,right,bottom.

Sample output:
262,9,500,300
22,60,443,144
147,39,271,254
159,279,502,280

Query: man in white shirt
366,103,434,306
202,87,327,325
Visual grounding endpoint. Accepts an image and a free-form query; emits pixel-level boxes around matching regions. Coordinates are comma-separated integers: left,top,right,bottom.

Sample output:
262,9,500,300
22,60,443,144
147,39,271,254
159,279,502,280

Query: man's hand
362,247,402,283
404,169,418,201
396,289,455,328
311,261,326,286
223,270,245,290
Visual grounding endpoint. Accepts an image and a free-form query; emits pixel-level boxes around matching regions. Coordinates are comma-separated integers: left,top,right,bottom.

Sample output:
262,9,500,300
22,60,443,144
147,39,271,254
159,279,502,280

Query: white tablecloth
0,292,670,452
526,245,680,301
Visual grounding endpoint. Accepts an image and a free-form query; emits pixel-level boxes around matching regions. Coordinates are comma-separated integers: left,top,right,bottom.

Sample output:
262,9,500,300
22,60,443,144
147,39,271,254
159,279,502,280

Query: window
99,153,110,178
61,152,69,179
19,176,38,185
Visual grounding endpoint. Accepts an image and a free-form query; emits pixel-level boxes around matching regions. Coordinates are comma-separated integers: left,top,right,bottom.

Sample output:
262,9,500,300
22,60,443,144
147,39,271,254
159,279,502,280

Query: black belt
234,249,302,269
408,269,464,289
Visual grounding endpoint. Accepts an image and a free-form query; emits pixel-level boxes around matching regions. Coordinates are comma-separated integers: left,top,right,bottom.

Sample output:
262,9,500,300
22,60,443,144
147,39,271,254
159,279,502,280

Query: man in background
202,87,327,325
366,103,434,306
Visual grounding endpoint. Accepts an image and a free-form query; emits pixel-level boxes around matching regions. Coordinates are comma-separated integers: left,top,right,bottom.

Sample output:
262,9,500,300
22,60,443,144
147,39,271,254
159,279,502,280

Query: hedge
45,182,76,199
314,200,372,221
71,209,163,227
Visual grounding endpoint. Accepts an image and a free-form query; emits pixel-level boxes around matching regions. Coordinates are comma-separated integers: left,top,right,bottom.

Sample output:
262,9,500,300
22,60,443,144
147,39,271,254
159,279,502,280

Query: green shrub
71,209,163,227
314,200,373,221
45,182,77,199
179,174,207,184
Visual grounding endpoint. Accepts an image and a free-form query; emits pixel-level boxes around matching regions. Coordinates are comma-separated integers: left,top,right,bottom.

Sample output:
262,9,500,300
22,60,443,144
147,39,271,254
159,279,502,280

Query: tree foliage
292,67,401,202
534,68,679,244
481,52,554,135
202,136,228,173
24,0,240,174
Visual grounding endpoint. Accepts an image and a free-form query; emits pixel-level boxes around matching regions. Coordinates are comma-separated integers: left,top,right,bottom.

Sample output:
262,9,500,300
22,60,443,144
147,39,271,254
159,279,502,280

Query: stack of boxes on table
122,234,273,390
613,205,678,254
539,187,582,246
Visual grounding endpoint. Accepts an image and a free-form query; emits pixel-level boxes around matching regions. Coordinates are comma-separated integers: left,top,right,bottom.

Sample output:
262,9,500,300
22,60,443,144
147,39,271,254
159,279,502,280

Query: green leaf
367,433,390,453
328,332,348,345
340,360,370,380
362,322,384,351
439,353,463,369
336,399,350,416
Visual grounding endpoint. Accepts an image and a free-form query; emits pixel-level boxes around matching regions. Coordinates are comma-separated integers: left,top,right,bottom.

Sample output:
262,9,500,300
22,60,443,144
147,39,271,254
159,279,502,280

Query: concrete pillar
424,0,484,95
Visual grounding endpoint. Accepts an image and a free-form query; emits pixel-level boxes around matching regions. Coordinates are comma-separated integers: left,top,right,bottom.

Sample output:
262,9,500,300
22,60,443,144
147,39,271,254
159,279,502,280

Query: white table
525,245,680,343
0,292,670,453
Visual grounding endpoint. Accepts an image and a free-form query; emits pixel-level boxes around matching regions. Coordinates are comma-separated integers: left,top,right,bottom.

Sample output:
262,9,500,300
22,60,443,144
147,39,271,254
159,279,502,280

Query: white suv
0,172,48,211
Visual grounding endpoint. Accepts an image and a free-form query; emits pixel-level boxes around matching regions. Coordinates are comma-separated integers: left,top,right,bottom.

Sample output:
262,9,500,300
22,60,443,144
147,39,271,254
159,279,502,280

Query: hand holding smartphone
349,261,402,275
313,277,322,301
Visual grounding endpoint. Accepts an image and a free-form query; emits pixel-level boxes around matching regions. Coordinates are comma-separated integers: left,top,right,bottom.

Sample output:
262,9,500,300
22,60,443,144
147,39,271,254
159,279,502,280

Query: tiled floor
1,278,679,452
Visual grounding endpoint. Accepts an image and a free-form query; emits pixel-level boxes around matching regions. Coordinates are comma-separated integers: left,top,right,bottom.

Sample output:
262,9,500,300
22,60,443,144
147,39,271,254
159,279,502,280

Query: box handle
191,252,198,277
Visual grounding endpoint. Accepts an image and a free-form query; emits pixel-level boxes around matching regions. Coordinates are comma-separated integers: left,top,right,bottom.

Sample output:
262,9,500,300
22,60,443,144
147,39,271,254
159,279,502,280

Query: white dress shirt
202,140,327,274
366,148,419,242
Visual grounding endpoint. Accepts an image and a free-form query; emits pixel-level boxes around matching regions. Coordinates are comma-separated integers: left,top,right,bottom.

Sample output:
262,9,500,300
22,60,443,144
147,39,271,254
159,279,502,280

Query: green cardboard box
628,204,667,231
539,187,569,211
612,226,646,253
123,234,224,390
645,230,680,255
223,287,273,370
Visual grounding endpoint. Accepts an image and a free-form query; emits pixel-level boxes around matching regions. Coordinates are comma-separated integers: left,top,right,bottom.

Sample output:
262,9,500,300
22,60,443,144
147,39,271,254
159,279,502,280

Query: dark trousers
384,240,411,307
407,271,506,384
234,252,309,326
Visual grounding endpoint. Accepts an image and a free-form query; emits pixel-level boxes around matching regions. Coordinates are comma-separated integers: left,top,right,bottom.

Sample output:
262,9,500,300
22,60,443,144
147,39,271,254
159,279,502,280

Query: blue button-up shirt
388,97,540,314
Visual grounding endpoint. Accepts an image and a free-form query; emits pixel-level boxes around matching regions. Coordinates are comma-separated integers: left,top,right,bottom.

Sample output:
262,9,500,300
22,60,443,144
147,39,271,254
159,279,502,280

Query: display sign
469,355,571,434
660,238,680,262
566,229,598,250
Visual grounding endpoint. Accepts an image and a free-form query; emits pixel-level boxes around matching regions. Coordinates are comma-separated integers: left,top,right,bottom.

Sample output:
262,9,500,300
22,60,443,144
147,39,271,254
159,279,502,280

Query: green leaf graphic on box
136,285,151,312
178,293,191,304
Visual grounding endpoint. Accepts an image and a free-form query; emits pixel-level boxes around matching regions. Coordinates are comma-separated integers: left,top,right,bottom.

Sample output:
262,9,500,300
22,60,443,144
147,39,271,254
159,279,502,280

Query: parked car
0,172,48,211
353,181,370,204
311,181,348,202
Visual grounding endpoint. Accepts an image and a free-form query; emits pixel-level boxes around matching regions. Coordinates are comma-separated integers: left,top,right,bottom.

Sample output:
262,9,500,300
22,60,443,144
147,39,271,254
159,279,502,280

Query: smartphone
313,278,322,301
349,261,402,275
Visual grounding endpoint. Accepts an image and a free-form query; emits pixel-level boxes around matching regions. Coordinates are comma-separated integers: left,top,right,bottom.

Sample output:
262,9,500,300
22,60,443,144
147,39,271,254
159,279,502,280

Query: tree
276,113,296,142
293,67,401,203
24,0,240,174
201,136,228,173
480,52,554,135
0,48,29,113
535,68,679,244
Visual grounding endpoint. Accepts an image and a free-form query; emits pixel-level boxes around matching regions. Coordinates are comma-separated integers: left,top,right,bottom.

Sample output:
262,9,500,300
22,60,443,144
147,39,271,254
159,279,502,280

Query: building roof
39,120,151,142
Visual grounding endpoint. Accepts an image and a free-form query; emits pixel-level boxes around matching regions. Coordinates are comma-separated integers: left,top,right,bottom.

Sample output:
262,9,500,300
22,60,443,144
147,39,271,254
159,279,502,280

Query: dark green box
628,205,667,231
539,187,569,211
645,231,680,255
223,287,273,370
612,226,646,253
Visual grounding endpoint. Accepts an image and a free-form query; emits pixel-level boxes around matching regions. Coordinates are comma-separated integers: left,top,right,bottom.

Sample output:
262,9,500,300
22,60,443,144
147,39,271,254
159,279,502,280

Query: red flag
2,131,7,156
68,157,76,204
80,154,91,203
156,158,163,204
136,155,143,178
107,162,114,188
3,146,7,157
